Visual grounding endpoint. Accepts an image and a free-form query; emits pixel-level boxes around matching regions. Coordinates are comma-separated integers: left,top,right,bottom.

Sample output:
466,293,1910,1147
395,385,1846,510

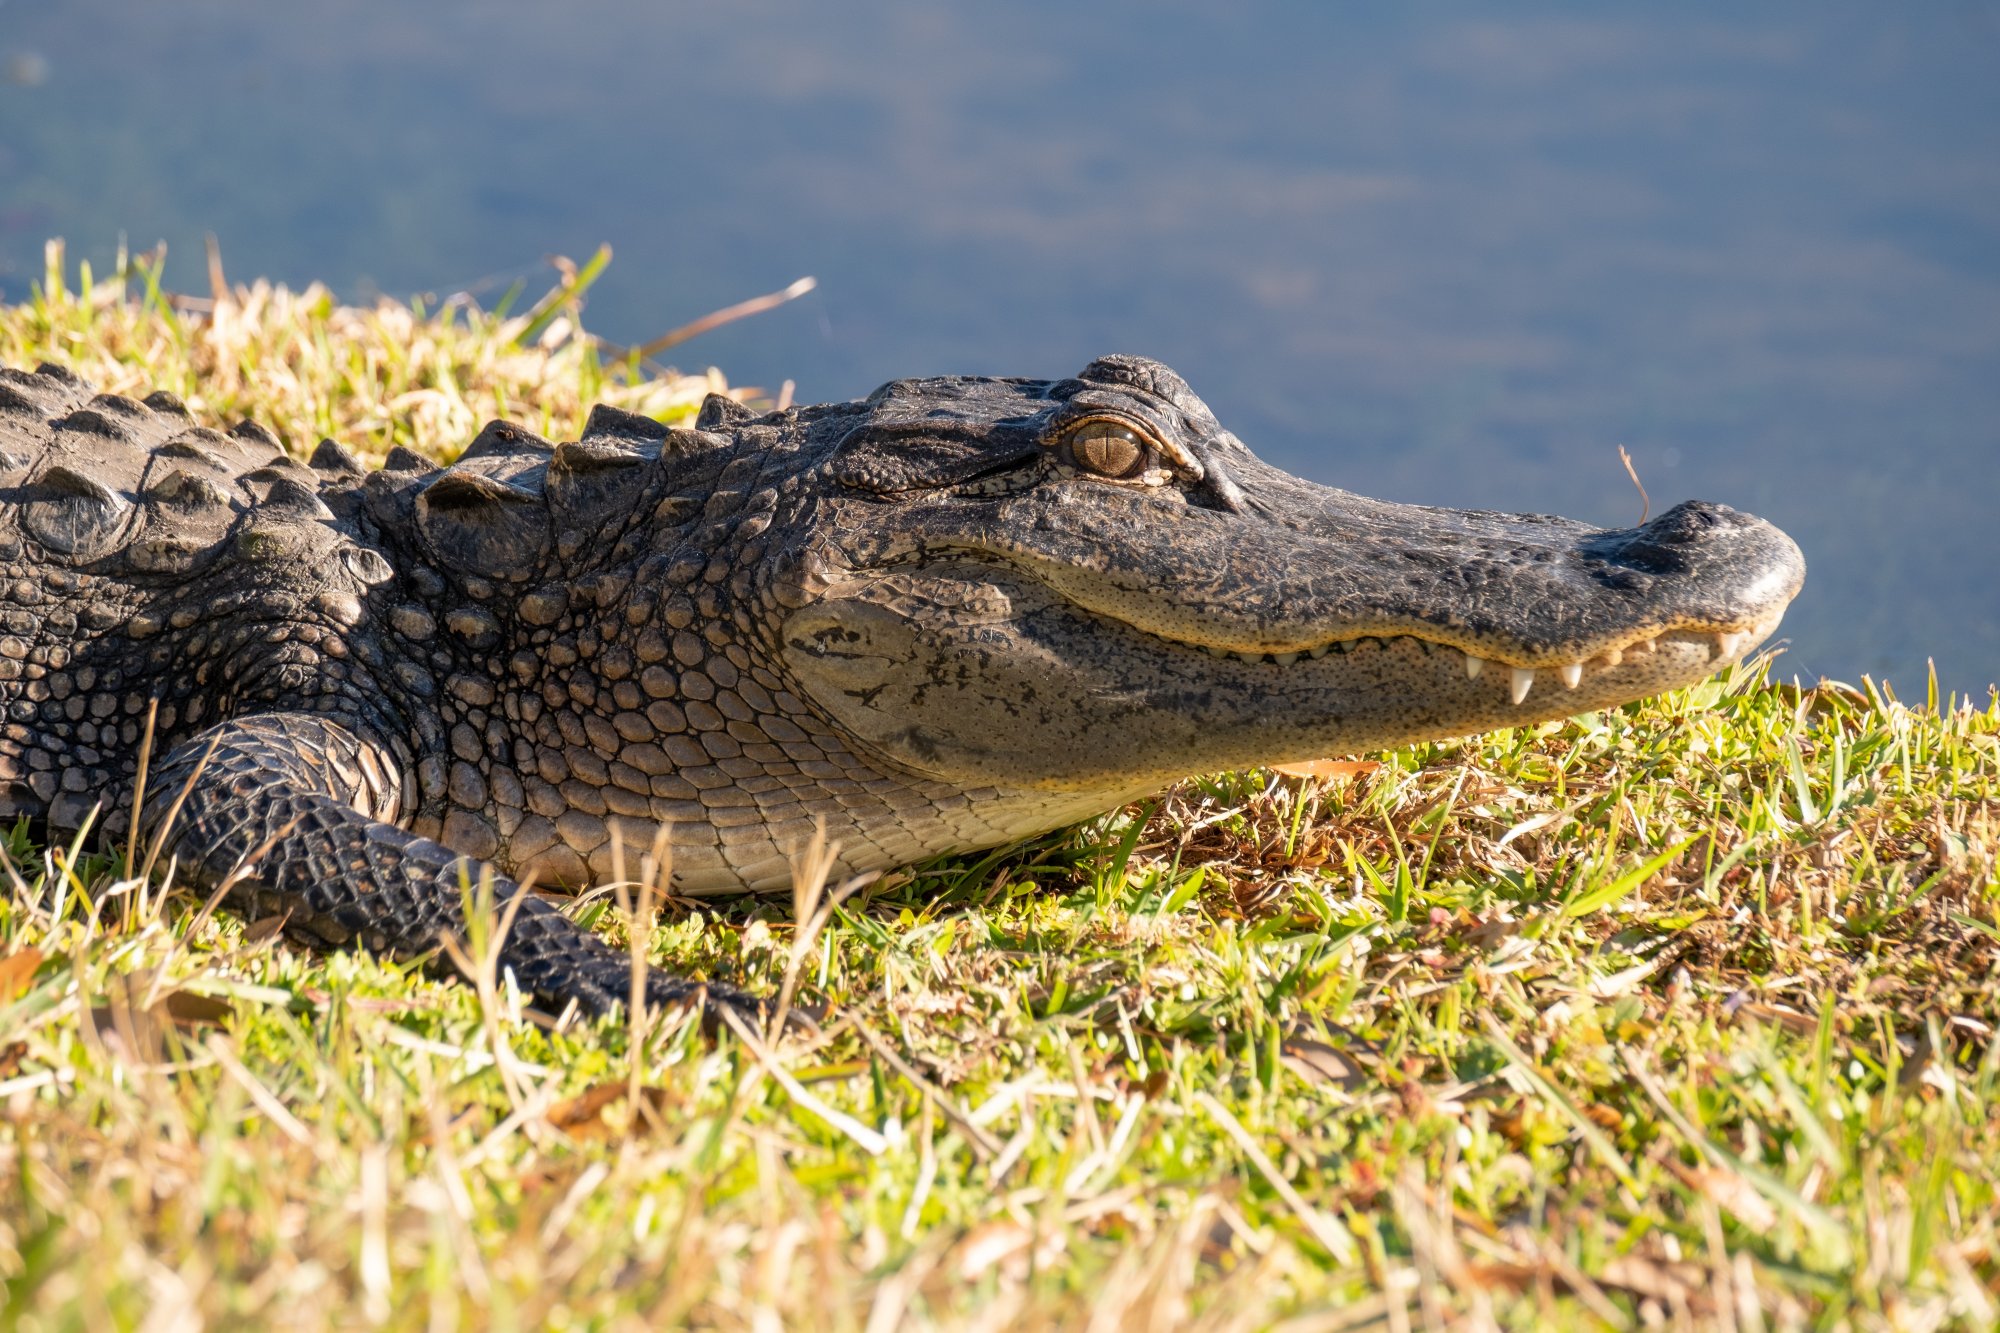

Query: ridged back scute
397,407,707,583
406,418,555,582
548,404,671,559
0,364,364,582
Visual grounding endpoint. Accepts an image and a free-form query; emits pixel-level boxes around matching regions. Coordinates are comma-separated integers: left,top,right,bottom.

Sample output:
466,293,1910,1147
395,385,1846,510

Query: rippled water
3,0,1995,694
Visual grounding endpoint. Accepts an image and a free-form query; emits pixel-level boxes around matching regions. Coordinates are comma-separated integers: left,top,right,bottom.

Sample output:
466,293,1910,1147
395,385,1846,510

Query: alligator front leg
139,713,767,1023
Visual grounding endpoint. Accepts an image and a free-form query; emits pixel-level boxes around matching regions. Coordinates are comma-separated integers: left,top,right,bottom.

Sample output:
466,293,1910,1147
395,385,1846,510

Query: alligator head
777,354,1804,802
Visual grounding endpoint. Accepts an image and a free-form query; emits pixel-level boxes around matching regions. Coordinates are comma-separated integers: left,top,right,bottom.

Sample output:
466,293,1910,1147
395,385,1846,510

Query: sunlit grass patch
0,237,740,460
1,252,1998,1328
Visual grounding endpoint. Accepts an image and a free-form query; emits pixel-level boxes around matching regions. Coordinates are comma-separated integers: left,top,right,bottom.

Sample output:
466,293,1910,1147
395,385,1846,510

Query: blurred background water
2,0,1995,696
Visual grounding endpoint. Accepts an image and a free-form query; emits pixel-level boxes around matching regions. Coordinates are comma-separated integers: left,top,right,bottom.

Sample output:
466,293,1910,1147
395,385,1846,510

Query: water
3,0,1996,696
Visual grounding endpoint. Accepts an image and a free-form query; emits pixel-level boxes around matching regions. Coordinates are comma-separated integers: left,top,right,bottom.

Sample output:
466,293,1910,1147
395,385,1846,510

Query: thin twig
719,1006,888,1155
1618,444,1651,526
206,1034,312,1147
125,698,159,874
851,1020,1001,1161
139,729,227,885
1196,1092,1357,1265
604,277,816,362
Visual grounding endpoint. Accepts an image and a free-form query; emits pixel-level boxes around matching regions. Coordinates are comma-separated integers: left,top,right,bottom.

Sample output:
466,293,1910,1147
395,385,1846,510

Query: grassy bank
1,246,1997,1330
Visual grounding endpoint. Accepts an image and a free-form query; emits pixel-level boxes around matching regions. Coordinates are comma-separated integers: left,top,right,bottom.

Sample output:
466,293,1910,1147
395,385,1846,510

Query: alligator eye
1063,420,1153,479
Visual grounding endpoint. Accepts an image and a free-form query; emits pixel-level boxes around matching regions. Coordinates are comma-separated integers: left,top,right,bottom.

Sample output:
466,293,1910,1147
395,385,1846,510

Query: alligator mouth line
855,546,1791,709
1118,613,1789,706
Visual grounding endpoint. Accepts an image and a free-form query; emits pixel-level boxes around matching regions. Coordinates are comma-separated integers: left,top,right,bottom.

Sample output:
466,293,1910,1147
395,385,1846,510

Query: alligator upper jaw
1111,605,1799,788
1105,598,1796,711
953,460,1807,684
1104,600,1808,728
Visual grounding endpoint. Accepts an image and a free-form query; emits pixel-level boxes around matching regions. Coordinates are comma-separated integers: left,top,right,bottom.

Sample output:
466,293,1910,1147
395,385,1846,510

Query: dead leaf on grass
86,981,234,1064
1497,811,1562,849
161,991,235,1027
1280,1029,1371,1091
547,1081,676,1139
1580,1102,1623,1133
1598,1253,1709,1306
1675,1164,1779,1234
0,947,45,1001
1733,1001,1818,1036
243,915,289,947
957,1220,1034,1279
1271,759,1380,781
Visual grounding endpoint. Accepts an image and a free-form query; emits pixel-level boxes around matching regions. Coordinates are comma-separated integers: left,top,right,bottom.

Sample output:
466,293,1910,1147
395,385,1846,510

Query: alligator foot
142,713,815,1038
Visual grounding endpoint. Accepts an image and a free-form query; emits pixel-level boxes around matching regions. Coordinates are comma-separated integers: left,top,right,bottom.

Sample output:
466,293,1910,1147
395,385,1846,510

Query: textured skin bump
0,358,1804,1021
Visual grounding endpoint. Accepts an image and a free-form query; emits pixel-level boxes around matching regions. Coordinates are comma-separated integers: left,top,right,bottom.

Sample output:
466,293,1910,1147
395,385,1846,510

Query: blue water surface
2,0,1996,694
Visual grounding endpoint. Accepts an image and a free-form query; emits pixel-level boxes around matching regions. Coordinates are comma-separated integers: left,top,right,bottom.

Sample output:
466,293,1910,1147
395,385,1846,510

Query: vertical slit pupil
1068,421,1148,478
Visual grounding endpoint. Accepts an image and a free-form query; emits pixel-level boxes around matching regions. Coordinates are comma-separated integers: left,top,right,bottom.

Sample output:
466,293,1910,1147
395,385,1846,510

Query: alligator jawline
1079,604,1788,708
861,547,1779,707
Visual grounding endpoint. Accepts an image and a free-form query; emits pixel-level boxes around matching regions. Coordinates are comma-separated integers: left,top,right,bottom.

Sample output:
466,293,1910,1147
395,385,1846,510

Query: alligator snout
1582,500,1805,628
1594,500,1771,575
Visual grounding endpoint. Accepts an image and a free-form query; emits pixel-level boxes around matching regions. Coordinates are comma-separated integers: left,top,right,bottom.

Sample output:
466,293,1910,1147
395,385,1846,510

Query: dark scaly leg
140,713,768,1022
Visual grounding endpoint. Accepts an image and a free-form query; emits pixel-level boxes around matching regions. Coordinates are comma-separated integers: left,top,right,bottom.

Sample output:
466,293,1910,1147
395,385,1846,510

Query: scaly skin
0,355,1804,1021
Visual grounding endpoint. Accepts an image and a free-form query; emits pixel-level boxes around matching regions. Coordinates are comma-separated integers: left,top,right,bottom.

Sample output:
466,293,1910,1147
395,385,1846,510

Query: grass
1,242,1998,1330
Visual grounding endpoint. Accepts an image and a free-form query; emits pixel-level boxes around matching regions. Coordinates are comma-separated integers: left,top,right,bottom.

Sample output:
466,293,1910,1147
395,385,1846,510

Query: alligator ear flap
459,419,555,464
830,424,1038,496
414,469,551,578
695,393,754,432
309,438,367,476
22,465,134,556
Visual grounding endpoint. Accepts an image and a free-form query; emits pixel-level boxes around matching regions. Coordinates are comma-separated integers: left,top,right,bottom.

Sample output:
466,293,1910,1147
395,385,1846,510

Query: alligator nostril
1650,499,1754,536
1594,498,1749,575
1602,531,1694,575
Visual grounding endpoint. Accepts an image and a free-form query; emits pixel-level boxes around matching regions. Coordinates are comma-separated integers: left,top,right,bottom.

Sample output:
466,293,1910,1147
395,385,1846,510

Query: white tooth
1235,651,1263,665
1510,667,1534,705
1308,644,1329,659
1559,662,1582,689
1633,636,1656,653
1464,654,1485,680
1205,645,1230,659
1715,632,1744,659
1601,648,1624,667
1272,652,1299,666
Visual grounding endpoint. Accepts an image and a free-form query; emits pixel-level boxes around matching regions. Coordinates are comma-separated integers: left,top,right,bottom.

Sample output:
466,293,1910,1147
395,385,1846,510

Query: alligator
0,355,1804,1022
